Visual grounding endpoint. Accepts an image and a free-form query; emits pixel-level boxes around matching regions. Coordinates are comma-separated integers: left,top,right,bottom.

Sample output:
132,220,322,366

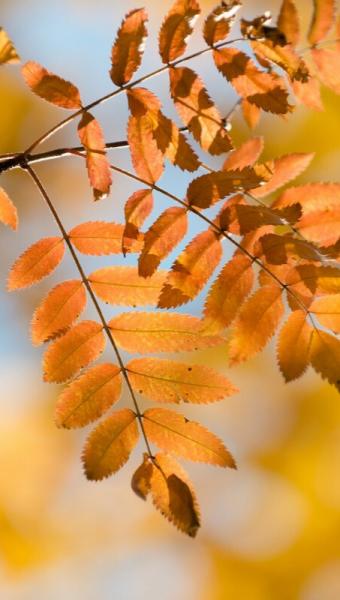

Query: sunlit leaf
77,112,112,201
22,61,82,109
203,1,241,46
123,189,153,256
311,48,340,95
296,209,340,247
277,0,300,46
273,183,340,212
187,167,266,208
159,0,200,63
0,187,18,230
69,221,142,255
251,152,314,198
110,8,148,86
89,266,166,306
308,0,335,46
310,329,340,390
277,310,313,381
223,137,264,171
7,237,65,291
310,295,340,333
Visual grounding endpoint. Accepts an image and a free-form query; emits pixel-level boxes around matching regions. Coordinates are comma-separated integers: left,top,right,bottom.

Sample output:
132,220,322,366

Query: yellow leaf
7,237,65,291
0,28,20,65
277,310,313,382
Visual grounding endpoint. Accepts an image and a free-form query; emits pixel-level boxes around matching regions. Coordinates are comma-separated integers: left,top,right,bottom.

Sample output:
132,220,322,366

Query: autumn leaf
31,279,86,345
55,363,122,428
277,310,313,382
89,266,167,306
296,209,340,247
77,112,112,201
311,48,340,95
0,27,20,65
131,453,153,500
251,152,314,198
83,409,139,480
235,205,284,234
138,207,188,277
109,312,225,353
229,284,284,365
277,0,300,46
143,407,236,467
286,264,340,296
251,40,308,83
169,66,232,154
43,320,106,383
310,295,340,333
122,189,153,255
7,237,65,291
310,329,340,390
110,8,148,86
292,77,323,112
127,357,237,404
273,183,340,212
203,2,241,46
69,221,142,255
21,61,82,109
159,0,200,63
158,229,222,308
0,187,18,230
256,233,321,265
241,98,261,128
308,0,335,46
223,137,264,171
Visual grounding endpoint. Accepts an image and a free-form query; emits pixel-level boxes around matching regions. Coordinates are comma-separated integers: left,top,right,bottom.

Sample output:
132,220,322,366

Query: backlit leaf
0,187,18,230
277,310,313,381
273,183,340,212
138,207,188,277
31,279,86,345
256,233,321,265
308,0,335,45
55,363,122,429
77,112,112,201
310,295,340,333
277,0,300,46
127,357,237,404
310,329,340,390
311,48,340,95
251,152,314,198
223,137,264,171
296,209,340,247
287,265,340,295
235,205,284,234
203,1,241,46
251,40,308,83
109,312,225,353
292,77,323,111
229,284,284,365
83,409,139,480
187,167,266,208
241,98,261,129
123,189,153,255
158,229,222,308
21,61,82,109
131,453,153,500
69,221,142,255
0,28,20,65
143,407,236,467
110,8,148,86
89,266,166,306
159,0,200,63
43,320,106,383
127,116,164,184
8,237,65,291
169,66,232,154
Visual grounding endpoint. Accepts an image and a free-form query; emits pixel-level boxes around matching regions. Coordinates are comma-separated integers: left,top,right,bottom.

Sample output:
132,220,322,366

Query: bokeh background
1,1,340,598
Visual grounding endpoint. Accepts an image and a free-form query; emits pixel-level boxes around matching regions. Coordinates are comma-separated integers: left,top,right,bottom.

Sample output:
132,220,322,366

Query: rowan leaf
311,48,340,95
256,233,321,265
127,116,164,184
203,1,241,46
292,77,323,111
310,295,340,333
83,409,139,480
213,48,291,114
7,237,65,291
131,453,153,500
43,320,106,383
169,66,232,154
251,152,314,198
0,27,20,65
55,363,122,429
69,221,142,255
251,40,308,83
31,279,86,345
109,312,225,353
127,357,237,404
277,310,313,382
235,205,284,234
310,329,340,390
241,99,261,129
123,189,153,255
273,183,340,212
296,209,340,247
277,0,300,46
223,137,264,171
287,265,340,296
159,0,200,63
138,207,188,277
229,284,284,365
308,0,335,46
21,61,82,109
110,8,148,86
143,407,236,467
89,266,166,306
0,187,18,230
158,229,222,308
202,255,254,335
77,112,112,201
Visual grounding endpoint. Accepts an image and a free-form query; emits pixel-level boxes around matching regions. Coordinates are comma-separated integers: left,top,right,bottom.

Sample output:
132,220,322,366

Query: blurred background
1,0,340,598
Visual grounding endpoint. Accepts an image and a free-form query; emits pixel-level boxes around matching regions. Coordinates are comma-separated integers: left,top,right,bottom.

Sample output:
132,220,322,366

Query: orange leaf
251,40,308,83
213,48,291,114
169,66,232,154
69,221,142,255
241,98,261,129
229,284,284,365
109,312,225,353
110,8,148,86
296,209,340,247
277,0,300,46
292,77,323,111
273,183,340,212
127,357,237,404
138,207,188,277
143,407,236,467
43,320,106,383
256,233,321,265
0,187,18,230
158,229,222,308
311,48,340,95
7,237,65,291
127,95,164,183
310,295,340,333
123,189,153,255
277,310,313,382
31,279,86,345
77,112,112,201
287,264,340,295
131,453,153,500
21,61,82,109
308,0,335,45
0,27,20,65
235,205,284,234
202,255,254,335
83,408,139,480
187,167,266,208
310,329,340,390
223,137,264,170
159,0,200,63
203,2,241,46
89,266,166,306
55,363,122,428
251,152,314,198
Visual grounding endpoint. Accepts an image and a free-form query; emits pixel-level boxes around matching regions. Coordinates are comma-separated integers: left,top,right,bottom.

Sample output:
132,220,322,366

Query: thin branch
25,162,154,458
